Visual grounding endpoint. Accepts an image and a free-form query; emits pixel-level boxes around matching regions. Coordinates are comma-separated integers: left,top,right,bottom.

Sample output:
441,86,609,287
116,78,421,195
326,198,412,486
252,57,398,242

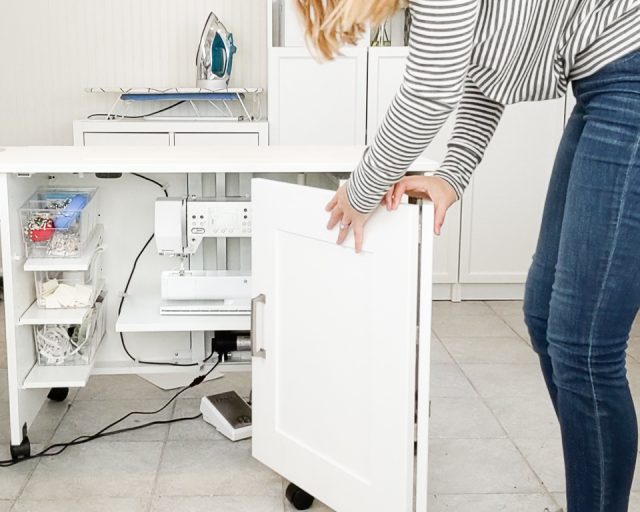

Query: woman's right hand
383,175,458,236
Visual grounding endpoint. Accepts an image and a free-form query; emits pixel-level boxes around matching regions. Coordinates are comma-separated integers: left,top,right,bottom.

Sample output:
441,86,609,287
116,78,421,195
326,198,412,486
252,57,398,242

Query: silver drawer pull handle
251,294,266,358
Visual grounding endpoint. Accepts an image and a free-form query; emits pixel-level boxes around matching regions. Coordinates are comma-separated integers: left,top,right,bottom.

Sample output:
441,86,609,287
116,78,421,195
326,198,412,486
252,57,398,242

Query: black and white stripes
346,0,640,213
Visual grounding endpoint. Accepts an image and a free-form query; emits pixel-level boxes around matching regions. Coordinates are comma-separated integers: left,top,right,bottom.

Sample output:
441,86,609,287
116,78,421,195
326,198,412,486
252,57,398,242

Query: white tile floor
2,300,640,511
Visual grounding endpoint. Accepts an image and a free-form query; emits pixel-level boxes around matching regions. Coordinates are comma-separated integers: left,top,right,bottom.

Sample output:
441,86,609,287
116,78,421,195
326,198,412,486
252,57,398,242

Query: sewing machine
154,197,252,315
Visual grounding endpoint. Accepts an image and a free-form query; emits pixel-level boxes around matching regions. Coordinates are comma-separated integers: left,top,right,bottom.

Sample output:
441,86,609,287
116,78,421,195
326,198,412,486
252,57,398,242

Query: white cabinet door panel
366,47,409,141
367,47,460,285
269,47,367,145
83,132,169,146
251,178,422,511
459,99,564,283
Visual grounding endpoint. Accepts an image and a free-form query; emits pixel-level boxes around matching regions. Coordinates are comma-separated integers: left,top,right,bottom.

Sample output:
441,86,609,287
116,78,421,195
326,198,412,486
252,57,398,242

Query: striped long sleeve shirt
346,0,640,213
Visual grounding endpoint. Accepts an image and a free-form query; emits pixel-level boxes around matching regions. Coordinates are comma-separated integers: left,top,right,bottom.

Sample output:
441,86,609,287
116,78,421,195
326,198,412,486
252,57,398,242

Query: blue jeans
523,49,640,512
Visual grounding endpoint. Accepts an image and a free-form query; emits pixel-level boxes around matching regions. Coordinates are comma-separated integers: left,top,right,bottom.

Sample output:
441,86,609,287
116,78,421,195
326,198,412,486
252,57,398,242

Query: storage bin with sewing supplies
33,249,104,308
20,188,99,258
34,292,107,366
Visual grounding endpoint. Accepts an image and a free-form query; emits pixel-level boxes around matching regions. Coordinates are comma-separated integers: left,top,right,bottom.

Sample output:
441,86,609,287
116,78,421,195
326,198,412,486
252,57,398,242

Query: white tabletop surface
0,145,439,174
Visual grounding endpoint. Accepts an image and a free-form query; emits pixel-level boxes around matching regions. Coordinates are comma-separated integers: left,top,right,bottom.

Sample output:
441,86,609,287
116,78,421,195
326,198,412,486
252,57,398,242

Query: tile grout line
484,301,533,347
437,336,542,366
433,305,532,349
144,398,179,512
486,301,564,506
484,305,640,510
430,491,562,496
432,301,560,504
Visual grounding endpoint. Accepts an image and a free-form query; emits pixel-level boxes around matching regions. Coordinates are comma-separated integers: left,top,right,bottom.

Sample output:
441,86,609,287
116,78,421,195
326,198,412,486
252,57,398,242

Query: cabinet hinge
417,199,423,245
415,202,423,344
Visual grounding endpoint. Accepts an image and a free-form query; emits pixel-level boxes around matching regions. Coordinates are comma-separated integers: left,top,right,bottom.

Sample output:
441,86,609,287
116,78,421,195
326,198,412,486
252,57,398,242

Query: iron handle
251,294,266,358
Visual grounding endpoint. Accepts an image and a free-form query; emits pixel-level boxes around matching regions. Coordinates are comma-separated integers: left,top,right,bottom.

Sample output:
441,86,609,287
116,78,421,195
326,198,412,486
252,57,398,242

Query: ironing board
85,87,264,121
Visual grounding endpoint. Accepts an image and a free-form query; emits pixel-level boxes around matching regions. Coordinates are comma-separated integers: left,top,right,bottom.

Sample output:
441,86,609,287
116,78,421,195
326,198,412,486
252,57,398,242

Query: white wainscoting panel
0,0,267,145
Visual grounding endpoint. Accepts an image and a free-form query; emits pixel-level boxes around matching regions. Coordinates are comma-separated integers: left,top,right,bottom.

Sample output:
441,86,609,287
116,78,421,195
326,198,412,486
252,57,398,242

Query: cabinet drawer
174,132,260,146
83,132,169,146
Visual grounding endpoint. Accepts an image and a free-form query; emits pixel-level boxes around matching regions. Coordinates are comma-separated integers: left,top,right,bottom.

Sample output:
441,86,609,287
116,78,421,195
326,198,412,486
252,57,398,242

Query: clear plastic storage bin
34,293,107,366
20,188,99,258
33,251,103,308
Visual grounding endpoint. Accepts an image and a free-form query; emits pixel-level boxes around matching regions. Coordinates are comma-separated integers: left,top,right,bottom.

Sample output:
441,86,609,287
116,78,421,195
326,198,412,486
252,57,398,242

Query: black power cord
0,354,223,467
118,173,201,367
88,101,186,120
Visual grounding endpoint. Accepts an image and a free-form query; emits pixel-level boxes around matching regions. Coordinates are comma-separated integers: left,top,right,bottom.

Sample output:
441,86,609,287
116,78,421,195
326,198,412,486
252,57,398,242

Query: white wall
0,0,267,146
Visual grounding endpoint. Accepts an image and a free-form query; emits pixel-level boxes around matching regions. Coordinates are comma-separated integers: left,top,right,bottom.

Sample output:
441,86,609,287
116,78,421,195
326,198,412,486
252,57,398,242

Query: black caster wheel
286,483,315,510
10,436,31,461
47,387,69,402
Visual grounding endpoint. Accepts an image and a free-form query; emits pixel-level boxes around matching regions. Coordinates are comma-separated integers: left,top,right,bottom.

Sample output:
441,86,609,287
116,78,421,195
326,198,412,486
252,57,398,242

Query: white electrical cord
35,310,96,365
36,326,76,365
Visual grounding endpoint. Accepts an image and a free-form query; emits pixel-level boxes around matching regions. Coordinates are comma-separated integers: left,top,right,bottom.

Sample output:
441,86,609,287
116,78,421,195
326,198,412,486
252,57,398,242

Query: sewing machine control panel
187,201,252,237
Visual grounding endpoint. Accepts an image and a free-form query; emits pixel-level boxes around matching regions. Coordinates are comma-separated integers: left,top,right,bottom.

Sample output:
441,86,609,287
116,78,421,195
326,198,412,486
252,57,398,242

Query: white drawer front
83,132,170,146
174,132,260,146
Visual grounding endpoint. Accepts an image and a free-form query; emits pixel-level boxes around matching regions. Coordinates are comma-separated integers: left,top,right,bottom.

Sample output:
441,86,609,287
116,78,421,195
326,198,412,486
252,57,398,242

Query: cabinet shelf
116,293,251,333
22,363,94,389
24,224,104,271
90,340,249,376
20,302,91,325
91,359,249,376
19,279,105,325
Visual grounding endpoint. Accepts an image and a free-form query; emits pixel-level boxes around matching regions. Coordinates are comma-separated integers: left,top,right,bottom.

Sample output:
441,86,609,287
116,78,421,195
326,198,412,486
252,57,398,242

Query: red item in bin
29,219,55,242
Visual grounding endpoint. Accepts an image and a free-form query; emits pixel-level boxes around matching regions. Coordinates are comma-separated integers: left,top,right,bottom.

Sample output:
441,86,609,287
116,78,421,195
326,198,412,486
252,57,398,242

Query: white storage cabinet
268,7,568,300
267,47,368,145
0,146,436,512
267,0,371,146
73,119,269,148
367,47,461,293
73,120,269,394
367,47,567,300
267,21,460,299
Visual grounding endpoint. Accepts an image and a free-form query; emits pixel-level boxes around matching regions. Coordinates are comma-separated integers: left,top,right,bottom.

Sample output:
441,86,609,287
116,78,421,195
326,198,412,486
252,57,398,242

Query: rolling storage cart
0,146,435,511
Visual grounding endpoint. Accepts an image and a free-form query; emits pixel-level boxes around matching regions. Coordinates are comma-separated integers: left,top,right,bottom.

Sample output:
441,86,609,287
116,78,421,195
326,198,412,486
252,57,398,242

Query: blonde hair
295,0,406,60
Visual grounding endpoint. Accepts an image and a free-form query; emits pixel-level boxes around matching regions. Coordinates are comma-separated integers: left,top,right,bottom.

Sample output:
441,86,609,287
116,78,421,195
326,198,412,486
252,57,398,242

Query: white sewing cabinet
0,145,436,512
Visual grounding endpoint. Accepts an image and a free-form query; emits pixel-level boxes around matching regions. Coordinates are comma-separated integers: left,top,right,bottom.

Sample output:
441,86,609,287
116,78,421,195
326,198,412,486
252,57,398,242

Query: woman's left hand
325,184,371,253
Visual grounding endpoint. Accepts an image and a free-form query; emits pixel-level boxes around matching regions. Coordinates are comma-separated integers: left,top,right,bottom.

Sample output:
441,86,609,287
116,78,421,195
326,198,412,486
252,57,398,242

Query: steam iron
196,12,237,91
